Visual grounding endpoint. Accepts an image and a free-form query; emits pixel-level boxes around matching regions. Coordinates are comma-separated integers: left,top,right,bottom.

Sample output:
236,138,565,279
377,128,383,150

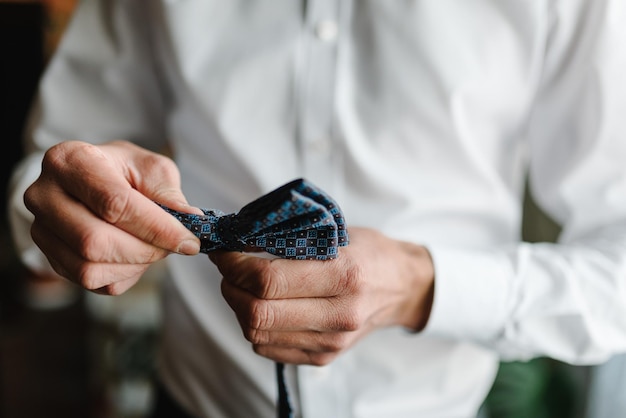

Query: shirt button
315,20,339,42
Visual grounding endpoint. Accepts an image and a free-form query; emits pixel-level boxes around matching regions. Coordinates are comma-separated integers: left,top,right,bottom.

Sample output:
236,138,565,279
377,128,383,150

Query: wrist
397,242,435,332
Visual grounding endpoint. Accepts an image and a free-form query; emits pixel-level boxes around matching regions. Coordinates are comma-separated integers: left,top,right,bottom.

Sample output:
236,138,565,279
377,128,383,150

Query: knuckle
99,189,132,225
254,262,277,298
139,217,183,253
24,180,53,216
78,228,164,264
322,333,351,353
101,282,129,296
77,228,106,261
81,266,142,295
140,246,167,264
308,352,335,367
336,259,363,295
23,184,40,213
244,328,270,345
255,264,273,296
251,344,265,357
145,152,176,173
269,264,288,298
77,263,100,290
244,261,283,299
334,305,361,332
44,141,96,176
249,299,275,330
41,143,69,173
343,311,362,332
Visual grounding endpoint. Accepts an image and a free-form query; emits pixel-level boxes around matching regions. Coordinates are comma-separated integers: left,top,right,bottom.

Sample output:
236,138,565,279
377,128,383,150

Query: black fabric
150,382,196,418
276,362,293,418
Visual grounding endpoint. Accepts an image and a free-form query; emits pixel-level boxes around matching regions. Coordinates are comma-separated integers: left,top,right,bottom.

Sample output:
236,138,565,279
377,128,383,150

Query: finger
31,219,150,294
221,279,361,333
243,327,354,354
41,142,200,254
91,277,143,296
101,141,204,215
252,345,338,366
210,250,353,299
27,183,169,264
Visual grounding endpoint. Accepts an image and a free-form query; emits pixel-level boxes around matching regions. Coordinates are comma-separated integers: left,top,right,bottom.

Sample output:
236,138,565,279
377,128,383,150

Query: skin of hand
24,140,202,295
210,227,435,366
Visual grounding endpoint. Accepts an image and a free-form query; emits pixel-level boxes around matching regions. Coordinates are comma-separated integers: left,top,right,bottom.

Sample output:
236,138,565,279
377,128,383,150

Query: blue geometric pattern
157,178,349,260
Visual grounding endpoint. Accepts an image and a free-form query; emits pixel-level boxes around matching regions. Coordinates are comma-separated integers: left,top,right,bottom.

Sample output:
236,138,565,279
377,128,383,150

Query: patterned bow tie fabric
158,178,349,259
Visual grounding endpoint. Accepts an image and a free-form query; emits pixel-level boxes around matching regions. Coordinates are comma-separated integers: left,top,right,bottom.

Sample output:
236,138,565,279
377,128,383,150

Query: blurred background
0,1,595,417
1,1,161,417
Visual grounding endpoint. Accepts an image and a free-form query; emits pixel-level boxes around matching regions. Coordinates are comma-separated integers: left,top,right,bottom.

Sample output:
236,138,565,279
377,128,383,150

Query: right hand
24,140,201,295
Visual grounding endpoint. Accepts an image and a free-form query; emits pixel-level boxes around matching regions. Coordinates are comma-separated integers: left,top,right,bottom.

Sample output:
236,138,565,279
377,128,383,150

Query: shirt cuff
421,245,515,343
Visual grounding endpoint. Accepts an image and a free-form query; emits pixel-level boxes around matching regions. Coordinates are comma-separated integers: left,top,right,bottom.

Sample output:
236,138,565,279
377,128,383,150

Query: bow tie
158,178,348,259
158,178,349,418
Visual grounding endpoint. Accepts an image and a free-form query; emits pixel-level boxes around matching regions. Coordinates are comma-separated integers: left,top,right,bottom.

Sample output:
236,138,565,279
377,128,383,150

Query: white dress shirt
9,1,626,417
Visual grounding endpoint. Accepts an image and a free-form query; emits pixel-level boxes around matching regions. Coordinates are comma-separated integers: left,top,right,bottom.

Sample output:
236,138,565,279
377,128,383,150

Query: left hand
209,227,435,366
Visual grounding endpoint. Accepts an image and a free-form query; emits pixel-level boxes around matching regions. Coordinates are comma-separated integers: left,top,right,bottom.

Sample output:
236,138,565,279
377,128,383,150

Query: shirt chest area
159,1,547,107
158,0,549,182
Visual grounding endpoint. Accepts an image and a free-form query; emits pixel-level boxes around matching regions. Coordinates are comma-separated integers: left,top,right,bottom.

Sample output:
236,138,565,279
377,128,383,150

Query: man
9,1,626,417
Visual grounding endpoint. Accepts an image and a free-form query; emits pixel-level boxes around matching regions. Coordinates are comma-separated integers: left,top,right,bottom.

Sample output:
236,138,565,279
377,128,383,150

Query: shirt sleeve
8,0,168,274
423,1,626,365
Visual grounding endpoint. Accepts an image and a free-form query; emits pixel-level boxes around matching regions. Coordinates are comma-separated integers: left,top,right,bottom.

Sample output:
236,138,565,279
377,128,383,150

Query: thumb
104,141,204,215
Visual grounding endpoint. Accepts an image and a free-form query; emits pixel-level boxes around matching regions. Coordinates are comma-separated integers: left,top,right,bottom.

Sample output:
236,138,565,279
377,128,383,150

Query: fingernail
180,203,204,215
177,239,200,255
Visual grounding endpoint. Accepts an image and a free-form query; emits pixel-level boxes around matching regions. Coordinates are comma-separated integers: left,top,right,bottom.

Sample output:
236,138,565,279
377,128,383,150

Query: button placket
293,3,345,415
295,0,341,187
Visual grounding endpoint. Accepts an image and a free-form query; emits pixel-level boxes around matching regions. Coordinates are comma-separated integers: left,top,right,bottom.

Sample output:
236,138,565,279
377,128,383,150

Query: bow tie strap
158,178,349,260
